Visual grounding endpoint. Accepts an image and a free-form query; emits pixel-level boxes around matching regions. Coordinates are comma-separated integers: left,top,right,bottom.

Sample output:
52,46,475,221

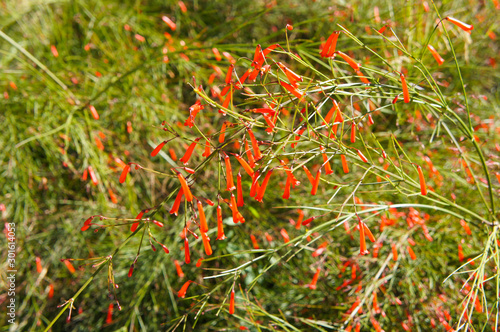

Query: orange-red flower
308,268,321,289
445,16,473,32
177,173,193,202
178,280,192,298
179,138,201,165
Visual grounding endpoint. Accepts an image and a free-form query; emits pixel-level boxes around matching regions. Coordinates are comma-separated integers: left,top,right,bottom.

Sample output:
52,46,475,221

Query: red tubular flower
295,209,304,229
302,165,315,185
184,237,191,264
63,260,76,274
177,173,193,202
308,268,321,289
249,171,260,197
201,231,212,255
255,170,273,202
179,138,201,165
182,167,195,174
373,291,381,313
283,175,291,200
89,105,99,120
236,69,251,88
370,317,384,332
248,68,260,81
323,100,340,125
106,303,113,324
265,232,273,243
321,147,333,175
196,258,203,267
224,153,236,191
445,16,473,32
341,155,349,173
36,257,42,273
278,62,303,84
251,45,262,67
417,165,427,195
320,31,340,58
357,149,368,163
229,289,235,314
216,206,226,240
458,243,464,261
174,260,184,278
427,45,444,65
222,87,231,97
48,284,54,298
263,113,276,133
236,173,244,207
330,109,344,137
152,220,164,228
280,81,304,100
280,160,300,187
250,234,259,249
460,219,472,236
234,154,254,177
229,193,239,223
197,200,208,232
400,73,410,103
219,122,227,143
407,246,417,260
280,228,290,243
169,148,177,160
94,136,104,151
350,122,356,143
392,243,398,261
169,188,184,215
356,70,370,84
212,47,221,61
337,51,360,71
178,280,192,298
222,51,236,64
311,169,321,196
378,25,387,33
88,166,98,186
359,219,369,255
247,129,262,160
219,90,232,114
151,141,167,157
186,101,204,126
363,223,376,242
348,297,361,314
225,64,234,84
302,216,317,227
131,210,145,232
202,139,211,157
119,165,130,184
108,188,118,204
312,241,328,257
291,126,306,148
262,43,280,57
244,140,256,167
162,16,177,31
368,114,374,125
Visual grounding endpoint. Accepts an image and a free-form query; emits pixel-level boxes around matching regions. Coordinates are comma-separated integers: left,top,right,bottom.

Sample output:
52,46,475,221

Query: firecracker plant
4,1,499,331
